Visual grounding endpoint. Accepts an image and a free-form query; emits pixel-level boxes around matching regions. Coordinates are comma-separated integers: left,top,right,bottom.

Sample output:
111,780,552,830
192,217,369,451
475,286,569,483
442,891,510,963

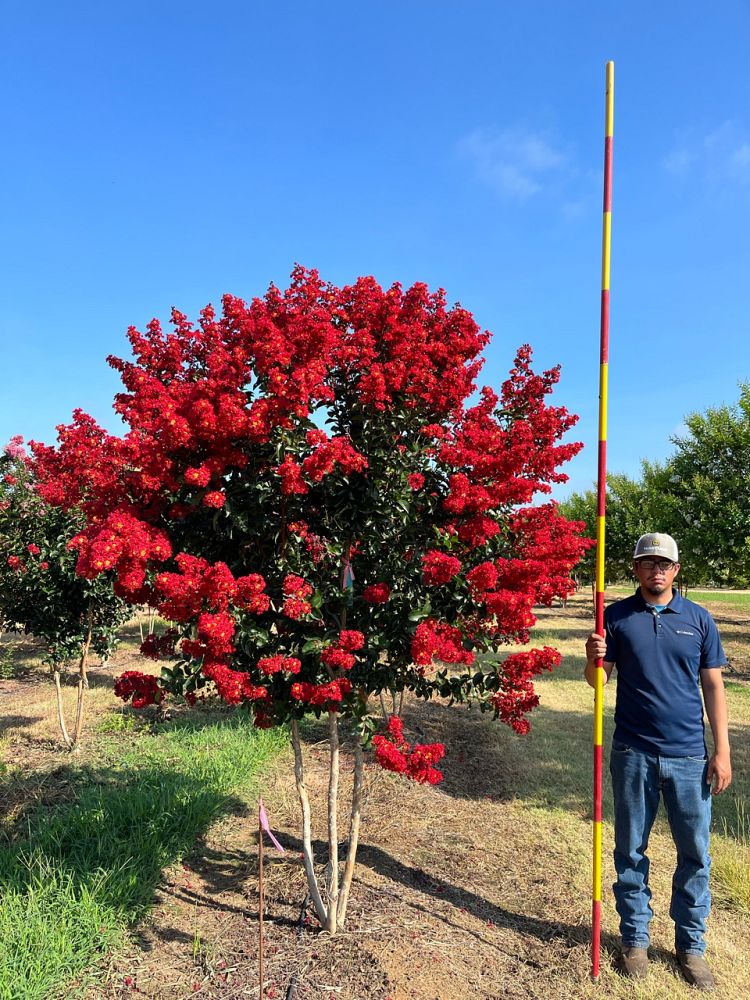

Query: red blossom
140,628,179,661
337,630,365,651
372,716,445,785
421,550,462,586
363,582,390,604
114,671,164,708
203,490,226,508
257,655,301,675
411,619,474,667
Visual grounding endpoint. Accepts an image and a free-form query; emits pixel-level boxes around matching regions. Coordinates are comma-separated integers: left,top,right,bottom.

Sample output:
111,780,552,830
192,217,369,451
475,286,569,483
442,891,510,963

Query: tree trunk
291,720,328,926
71,605,94,749
324,711,340,933
52,666,73,750
291,713,366,935
337,738,364,927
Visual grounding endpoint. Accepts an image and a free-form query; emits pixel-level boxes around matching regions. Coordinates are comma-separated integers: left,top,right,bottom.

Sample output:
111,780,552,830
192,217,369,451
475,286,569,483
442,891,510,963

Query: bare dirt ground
2,595,749,1000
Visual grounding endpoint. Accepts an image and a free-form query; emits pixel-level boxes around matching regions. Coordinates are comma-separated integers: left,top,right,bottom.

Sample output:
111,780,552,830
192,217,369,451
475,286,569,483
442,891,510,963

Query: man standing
585,533,732,991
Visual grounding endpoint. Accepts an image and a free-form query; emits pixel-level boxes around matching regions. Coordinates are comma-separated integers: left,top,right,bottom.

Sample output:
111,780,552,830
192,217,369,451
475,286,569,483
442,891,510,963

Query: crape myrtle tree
32,268,589,931
0,440,129,750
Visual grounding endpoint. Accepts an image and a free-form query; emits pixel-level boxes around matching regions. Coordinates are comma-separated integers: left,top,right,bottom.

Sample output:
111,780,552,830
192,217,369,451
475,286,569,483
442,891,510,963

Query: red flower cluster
203,490,226,508
320,647,356,671
203,661,268,705
407,472,425,490
411,619,474,667
140,628,179,660
372,717,445,785
301,435,368,483
68,508,172,600
465,561,499,593
282,574,313,619
236,573,271,613
337,630,365,651
257,655,301,675
114,670,164,708
421,550,462,586
362,582,390,604
489,647,561,733
290,678,352,707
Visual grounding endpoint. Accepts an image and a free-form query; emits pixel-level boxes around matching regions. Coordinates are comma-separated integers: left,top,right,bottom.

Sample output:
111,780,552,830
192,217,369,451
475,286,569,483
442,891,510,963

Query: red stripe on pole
593,743,603,817
600,291,610,360
603,137,613,211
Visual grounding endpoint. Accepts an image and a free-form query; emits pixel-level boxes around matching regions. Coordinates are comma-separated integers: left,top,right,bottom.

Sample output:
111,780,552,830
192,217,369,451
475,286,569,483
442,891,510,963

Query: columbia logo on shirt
676,629,695,636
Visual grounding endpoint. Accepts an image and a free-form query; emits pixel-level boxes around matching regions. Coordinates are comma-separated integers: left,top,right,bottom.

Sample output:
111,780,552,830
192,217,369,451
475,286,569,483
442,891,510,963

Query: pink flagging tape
259,798,285,853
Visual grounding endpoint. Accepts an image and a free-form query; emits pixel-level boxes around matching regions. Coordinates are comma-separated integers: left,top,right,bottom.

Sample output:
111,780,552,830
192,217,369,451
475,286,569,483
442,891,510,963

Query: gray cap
633,532,679,562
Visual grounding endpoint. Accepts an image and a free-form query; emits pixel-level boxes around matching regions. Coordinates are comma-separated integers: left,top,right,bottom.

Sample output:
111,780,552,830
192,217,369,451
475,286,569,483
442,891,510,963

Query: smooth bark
291,719,327,926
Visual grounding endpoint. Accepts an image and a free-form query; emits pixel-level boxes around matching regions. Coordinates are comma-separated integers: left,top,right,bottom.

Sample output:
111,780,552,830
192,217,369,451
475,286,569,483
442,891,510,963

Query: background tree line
559,383,750,589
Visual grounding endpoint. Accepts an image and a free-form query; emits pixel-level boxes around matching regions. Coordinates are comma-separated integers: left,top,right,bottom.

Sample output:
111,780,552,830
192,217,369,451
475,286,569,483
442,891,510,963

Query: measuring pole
259,802,265,998
592,59,614,983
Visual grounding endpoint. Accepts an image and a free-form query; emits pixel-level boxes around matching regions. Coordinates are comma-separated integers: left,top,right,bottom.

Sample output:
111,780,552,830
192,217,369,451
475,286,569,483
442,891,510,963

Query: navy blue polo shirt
604,588,726,756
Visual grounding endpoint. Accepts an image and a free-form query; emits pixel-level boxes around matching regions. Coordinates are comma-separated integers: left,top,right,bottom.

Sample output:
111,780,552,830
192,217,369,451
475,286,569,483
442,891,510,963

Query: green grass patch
0,711,287,1000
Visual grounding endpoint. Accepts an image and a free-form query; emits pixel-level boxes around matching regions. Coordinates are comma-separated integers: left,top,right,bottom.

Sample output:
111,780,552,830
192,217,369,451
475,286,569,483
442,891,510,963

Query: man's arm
700,668,732,795
584,632,614,688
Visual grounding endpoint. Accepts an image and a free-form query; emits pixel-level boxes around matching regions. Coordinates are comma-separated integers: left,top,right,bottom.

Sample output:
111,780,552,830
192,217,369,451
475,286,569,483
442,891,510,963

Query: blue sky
2,1,749,499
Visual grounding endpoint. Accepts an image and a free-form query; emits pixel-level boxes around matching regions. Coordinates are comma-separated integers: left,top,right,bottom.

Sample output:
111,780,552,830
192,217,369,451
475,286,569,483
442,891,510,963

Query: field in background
0,594,748,999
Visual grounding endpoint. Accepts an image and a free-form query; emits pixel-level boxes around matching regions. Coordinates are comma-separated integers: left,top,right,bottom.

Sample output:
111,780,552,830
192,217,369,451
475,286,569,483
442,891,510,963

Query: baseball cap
633,533,679,562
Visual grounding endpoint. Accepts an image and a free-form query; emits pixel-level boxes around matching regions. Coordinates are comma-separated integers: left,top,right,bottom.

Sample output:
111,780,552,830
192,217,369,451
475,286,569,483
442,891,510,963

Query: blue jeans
609,740,712,955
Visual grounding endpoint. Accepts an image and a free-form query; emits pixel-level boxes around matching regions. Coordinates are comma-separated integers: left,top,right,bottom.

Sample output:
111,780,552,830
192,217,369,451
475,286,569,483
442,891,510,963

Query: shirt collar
636,587,682,613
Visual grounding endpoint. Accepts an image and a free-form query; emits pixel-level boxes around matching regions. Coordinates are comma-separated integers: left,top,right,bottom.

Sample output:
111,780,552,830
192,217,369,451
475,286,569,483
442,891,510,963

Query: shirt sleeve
700,612,727,669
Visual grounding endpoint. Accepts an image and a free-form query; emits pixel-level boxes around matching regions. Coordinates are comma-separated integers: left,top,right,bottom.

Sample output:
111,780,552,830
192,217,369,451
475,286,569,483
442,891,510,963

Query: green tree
667,385,750,587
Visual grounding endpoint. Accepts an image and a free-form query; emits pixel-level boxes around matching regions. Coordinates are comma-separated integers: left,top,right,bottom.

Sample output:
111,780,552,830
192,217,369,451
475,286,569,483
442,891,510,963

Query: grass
0,711,287,1000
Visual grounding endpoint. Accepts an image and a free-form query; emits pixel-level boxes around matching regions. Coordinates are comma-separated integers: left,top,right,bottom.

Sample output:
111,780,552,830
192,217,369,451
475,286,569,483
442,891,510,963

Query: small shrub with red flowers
0,443,129,749
31,267,590,929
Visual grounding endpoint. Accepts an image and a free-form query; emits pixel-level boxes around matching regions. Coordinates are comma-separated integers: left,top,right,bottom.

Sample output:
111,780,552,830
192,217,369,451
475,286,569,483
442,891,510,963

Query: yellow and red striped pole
592,59,614,982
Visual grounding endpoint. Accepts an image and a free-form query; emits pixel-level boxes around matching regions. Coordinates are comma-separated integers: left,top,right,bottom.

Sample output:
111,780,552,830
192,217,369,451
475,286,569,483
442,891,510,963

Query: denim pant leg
660,755,712,956
609,742,660,947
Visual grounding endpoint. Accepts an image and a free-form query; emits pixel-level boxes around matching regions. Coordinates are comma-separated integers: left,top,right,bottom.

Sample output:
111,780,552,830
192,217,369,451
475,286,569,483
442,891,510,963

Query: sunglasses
637,559,676,572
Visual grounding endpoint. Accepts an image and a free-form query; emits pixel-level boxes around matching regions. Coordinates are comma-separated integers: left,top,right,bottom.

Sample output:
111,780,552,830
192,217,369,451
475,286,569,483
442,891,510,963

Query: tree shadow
0,713,44,735
238,829,686,969
0,636,46,676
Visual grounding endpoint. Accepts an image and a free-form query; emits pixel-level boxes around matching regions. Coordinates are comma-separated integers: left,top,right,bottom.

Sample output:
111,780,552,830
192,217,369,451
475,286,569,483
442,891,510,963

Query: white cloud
664,120,750,185
459,127,568,202
663,148,694,174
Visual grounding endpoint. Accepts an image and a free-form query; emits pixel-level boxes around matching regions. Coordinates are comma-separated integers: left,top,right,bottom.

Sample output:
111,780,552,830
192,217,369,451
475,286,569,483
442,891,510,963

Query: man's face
633,557,680,601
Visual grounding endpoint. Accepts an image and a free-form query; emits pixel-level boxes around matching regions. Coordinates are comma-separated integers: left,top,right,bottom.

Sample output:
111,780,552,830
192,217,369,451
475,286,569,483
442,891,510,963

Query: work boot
676,952,715,991
618,946,649,979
